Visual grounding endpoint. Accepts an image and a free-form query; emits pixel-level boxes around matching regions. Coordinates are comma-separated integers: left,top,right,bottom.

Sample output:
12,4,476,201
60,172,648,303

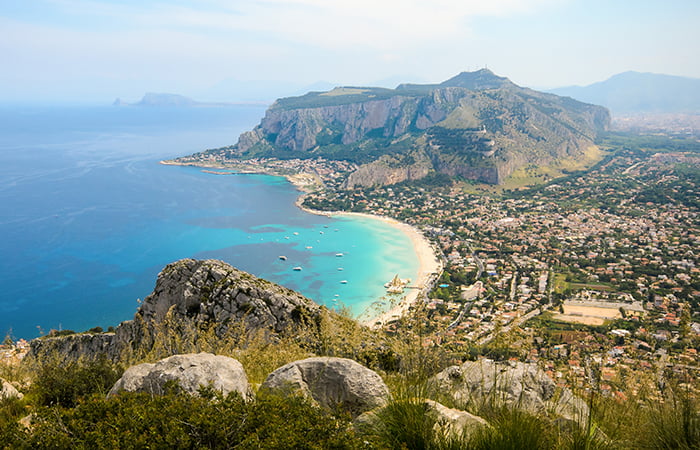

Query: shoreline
162,159,443,327
330,212,443,328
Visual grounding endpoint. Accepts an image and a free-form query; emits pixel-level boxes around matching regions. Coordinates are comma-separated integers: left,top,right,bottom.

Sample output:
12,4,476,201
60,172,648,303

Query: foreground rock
432,359,588,423
108,352,251,399
261,357,389,418
423,399,490,437
1,378,22,400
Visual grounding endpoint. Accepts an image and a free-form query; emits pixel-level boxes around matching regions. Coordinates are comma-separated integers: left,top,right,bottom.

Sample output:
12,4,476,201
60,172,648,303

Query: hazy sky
2,0,699,102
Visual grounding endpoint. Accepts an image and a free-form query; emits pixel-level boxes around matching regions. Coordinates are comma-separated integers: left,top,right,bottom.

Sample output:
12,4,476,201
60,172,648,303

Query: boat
337,267,344,271
340,280,348,284
305,246,313,249
293,232,299,235
278,256,287,261
292,266,302,271
336,253,344,257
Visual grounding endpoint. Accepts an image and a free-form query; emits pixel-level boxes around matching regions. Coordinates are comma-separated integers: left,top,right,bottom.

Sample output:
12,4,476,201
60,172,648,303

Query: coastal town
172,134,700,399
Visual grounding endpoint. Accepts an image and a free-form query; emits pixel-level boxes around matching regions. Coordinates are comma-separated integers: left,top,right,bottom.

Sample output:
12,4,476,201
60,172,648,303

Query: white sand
330,212,443,328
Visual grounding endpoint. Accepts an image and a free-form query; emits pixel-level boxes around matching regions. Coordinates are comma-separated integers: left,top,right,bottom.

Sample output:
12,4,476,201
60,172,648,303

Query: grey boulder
109,352,251,399
0,378,22,400
261,357,389,417
432,359,588,423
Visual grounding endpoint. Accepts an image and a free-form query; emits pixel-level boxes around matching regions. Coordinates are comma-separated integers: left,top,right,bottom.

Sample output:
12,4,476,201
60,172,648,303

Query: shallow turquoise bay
0,104,418,339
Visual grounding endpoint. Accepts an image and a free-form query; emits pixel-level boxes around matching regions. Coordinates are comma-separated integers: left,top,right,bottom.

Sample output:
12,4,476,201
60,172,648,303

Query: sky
1,0,699,103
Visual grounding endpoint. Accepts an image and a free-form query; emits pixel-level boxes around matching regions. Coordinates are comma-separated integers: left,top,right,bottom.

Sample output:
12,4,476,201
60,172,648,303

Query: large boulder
261,357,389,417
432,359,588,423
423,399,490,437
108,353,251,399
1,378,22,400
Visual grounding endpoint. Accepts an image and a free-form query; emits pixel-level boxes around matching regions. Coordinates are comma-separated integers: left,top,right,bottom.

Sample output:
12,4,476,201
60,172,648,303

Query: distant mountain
548,72,700,114
186,69,610,186
113,92,239,107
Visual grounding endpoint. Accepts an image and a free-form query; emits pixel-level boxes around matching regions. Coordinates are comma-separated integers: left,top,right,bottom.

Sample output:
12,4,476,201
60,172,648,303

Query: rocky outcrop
124,258,320,334
108,353,251,399
28,333,117,361
342,153,433,188
203,69,610,186
28,259,328,362
1,378,22,400
432,359,588,423
260,357,389,418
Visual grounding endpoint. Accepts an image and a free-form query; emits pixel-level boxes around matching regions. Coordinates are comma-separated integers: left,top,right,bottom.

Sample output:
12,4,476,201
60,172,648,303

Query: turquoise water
0,104,418,339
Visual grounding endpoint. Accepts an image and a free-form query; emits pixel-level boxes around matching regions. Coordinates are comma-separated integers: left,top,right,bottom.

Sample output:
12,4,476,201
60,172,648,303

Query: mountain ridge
548,71,700,114
182,69,610,186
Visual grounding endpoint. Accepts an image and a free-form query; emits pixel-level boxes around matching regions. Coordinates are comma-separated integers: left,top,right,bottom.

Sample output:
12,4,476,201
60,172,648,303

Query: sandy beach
329,212,443,328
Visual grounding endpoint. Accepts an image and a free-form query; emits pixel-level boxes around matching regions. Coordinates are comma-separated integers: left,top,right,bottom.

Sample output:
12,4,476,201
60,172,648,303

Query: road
477,306,545,346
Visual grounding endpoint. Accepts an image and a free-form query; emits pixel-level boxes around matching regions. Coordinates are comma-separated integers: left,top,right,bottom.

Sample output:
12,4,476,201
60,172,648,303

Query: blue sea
0,104,419,339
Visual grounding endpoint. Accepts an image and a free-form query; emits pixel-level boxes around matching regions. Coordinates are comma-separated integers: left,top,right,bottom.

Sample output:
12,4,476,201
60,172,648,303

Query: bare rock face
28,333,117,361
108,352,251,399
261,357,390,418
432,359,588,423
1,378,22,400
132,258,320,333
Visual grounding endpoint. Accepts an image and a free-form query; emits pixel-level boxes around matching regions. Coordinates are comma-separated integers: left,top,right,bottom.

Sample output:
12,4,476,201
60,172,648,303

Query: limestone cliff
198,69,610,186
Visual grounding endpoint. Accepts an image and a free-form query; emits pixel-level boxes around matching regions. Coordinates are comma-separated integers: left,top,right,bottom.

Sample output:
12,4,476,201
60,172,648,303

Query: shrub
31,356,122,408
23,390,364,449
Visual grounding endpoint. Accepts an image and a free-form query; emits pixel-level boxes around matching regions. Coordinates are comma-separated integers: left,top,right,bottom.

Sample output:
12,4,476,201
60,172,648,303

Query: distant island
113,92,257,107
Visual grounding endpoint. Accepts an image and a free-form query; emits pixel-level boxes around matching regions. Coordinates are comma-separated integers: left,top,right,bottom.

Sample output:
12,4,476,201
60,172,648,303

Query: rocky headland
171,69,610,187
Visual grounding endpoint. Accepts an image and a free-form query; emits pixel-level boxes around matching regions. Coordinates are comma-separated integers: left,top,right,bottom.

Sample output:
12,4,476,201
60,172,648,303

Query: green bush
18,390,363,449
31,356,122,408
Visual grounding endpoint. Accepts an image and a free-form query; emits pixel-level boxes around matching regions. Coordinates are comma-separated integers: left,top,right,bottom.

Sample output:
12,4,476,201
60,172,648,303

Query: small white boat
337,267,344,271
336,253,344,257
340,280,348,284
293,266,302,271
279,256,287,261
306,246,313,249
293,232,299,235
